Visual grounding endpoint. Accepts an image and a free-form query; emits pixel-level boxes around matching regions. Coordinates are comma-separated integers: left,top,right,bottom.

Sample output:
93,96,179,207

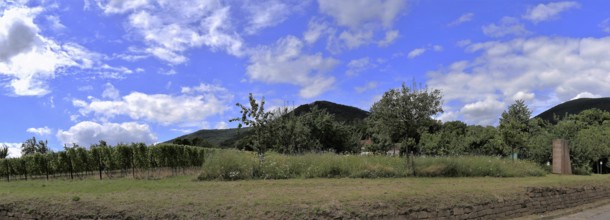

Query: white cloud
355,81,377,93
512,91,535,101
0,4,125,96
317,0,406,29
434,111,458,123
346,57,371,76
378,30,399,47
26,126,52,136
460,97,505,125
316,0,406,51
215,121,228,129
242,0,307,35
246,35,338,98
482,17,530,38
571,92,601,100
73,83,232,126
523,1,579,23
408,48,426,59
304,19,331,45
96,0,149,14
448,13,474,26
101,83,120,100
0,142,21,158
57,121,157,147
432,45,443,52
600,18,610,33
338,30,373,49
104,0,243,64
428,36,610,125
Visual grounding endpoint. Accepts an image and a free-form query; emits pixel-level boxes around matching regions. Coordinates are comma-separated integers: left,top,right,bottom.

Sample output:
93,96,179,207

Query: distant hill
165,100,369,147
291,100,370,123
166,127,252,148
535,97,610,123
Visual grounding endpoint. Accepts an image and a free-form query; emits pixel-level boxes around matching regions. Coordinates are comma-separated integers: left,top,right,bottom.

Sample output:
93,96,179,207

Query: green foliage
0,143,206,181
0,145,8,159
499,100,532,156
199,151,544,180
414,156,546,177
368,82,443,151
230,93,274,162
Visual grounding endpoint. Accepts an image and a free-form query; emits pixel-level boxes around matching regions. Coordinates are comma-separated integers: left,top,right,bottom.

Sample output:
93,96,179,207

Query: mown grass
0,174,609,219
198,150,546,180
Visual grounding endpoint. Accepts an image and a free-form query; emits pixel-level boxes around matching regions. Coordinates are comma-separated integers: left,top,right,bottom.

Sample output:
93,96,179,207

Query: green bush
198,150,258,180
572,166,592,175
199,152,544,181
414,156,546,177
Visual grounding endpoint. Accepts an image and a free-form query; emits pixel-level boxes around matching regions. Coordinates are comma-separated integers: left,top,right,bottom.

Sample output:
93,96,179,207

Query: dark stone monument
552,139,572,174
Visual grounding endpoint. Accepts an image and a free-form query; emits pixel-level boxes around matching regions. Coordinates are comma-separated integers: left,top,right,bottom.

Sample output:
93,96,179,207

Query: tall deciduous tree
368,82,443,153
499,100,531,158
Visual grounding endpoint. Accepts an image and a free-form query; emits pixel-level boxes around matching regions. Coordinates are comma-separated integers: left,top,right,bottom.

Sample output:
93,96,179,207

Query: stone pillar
552,139,572,174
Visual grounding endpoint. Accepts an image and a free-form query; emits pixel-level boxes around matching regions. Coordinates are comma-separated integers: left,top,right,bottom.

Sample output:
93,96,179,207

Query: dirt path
554,202,610,220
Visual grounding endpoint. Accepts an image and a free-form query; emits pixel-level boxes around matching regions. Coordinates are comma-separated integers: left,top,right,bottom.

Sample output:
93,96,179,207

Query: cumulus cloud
523,1,579,23
428,36,610,125
0,4,127,96
246,35,338,98
482,17,530,38
26,126,52,136
571,92,601,100
57,121,157,147
459,97,506,125
0,142,21,158
346,57,371,76
73,83,232,126
448,13,474,27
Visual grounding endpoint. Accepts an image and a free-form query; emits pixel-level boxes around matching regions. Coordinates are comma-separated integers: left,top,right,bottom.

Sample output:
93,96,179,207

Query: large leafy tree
368,82,443,153
499,100,532,158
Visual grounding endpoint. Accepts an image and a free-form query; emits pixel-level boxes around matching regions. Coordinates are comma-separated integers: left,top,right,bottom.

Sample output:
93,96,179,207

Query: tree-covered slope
165,101,369,147
291,100,369,123
535,98,610,123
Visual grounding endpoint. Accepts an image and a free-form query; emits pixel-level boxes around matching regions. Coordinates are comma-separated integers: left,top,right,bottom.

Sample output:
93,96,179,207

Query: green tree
499,100,531,158
368,82,443,154
21,137,38,156
0,145,8,159
230,93,274,163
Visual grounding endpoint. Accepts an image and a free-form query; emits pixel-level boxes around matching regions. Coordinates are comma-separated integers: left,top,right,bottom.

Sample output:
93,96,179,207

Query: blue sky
1,0,609,157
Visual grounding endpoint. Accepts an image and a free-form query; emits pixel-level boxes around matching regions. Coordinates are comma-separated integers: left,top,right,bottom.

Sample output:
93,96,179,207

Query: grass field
1,174,609,219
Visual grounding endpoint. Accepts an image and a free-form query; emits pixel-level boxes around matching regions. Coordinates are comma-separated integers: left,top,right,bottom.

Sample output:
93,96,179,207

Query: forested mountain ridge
166,100,369,147
535,98,610,123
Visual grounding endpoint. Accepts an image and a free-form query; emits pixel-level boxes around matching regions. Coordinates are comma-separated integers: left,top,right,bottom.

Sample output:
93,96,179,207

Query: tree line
0,142,206,181
232,83,610,174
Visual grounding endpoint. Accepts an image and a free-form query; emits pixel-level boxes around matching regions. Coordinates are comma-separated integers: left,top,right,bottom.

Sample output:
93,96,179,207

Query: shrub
198,150,258,180
200,152,546,180
414,156,546,177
